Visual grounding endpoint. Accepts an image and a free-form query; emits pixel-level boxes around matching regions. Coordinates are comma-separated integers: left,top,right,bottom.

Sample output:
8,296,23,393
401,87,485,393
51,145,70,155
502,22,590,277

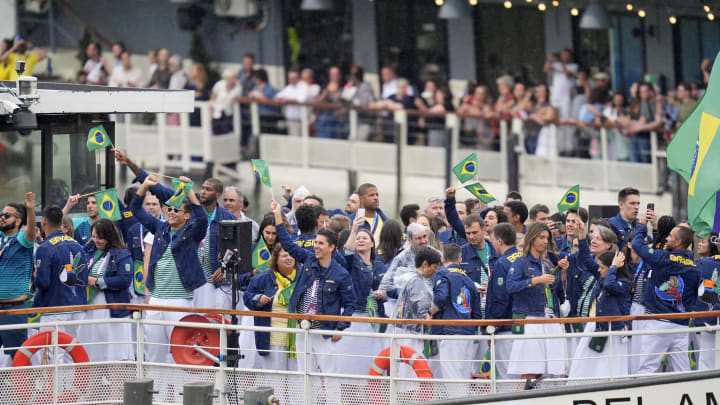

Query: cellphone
357,208,366,219
647,203,655,211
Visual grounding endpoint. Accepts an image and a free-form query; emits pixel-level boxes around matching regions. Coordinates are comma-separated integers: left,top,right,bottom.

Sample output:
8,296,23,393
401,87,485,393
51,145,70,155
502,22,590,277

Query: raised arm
272,200,312,263
444,187,466,239
23,192,36,243
131,176,163,235
631,222,664,267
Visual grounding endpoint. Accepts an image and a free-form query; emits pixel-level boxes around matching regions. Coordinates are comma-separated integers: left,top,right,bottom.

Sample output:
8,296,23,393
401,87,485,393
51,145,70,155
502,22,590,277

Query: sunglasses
167,207,185,213
0,213,18,220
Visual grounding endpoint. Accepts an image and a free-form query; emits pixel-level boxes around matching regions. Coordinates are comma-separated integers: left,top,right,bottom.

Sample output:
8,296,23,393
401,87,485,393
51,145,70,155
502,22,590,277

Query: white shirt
83,59,105,84
549,62,578,105
211,80,242,119
169,70,187,90
109,66,143,88
381,78,414,99
276,82,303,120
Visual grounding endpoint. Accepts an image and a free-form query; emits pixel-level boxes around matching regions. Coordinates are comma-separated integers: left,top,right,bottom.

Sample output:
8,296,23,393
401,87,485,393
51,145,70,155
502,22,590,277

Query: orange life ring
170,313,229,366
367,345,434,404
11,331,90,403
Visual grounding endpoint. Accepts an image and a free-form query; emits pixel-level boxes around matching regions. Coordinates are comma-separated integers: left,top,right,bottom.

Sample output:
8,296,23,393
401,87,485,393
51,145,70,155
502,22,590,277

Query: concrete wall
643,3,676,89
0,0,17,41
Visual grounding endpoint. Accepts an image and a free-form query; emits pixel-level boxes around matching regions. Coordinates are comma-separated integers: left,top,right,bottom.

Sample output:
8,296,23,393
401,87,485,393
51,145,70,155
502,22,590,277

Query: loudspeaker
176,4,206,31
219,220,252,274
588,205,619,221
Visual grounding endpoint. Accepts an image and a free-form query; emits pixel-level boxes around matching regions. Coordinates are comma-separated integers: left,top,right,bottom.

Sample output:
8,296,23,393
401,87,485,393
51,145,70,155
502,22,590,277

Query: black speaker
176,5,205,31
219,220,252,274
588,205,619,221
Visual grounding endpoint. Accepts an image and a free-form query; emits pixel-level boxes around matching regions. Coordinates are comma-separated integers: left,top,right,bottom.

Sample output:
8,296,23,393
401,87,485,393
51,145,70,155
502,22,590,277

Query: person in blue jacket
569,250,632,378
347,183,388,243
485,223,519,379
429,243,482,382
692,233,720,371
113,148,236,310
244,243,298,372
34,205,88,340
632,215,700,374
125,192,164,304
271,200,355,378
336,215,388,375
78,218,133,362
131,174,207,364
506,222,566,381
605,187,641,249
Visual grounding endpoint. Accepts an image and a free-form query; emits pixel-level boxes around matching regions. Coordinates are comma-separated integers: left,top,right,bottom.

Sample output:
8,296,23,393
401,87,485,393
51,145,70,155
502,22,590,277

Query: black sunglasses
167,207,185,213
0,213,18,220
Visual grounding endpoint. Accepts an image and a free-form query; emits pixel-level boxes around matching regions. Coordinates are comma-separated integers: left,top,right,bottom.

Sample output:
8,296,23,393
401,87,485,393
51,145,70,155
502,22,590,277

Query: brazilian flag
464,182,496,204
133,260,145,295
252,239,271,271
252,159,272,188
478,347,497,379
87,125,113,151
165,178,194,209
557,185,580,214
452,152,478,184
95,188,122,221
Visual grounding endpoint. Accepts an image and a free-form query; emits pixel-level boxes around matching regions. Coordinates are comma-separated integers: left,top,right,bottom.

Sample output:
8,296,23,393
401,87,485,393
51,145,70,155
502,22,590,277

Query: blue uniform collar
615,212,634,230
503,246,518,257
46,230,65,239
669,249,693,259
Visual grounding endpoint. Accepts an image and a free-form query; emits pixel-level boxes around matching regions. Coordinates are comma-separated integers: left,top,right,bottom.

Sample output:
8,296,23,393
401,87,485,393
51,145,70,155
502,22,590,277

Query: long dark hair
356,228,377,261
92,219,126,251
653,216,677,249
377,219,403,261
597,250,633,281
257,212,292,246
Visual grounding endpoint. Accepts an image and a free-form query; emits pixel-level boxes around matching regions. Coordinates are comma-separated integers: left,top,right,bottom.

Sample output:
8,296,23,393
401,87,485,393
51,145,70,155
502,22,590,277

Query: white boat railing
0,304,718,405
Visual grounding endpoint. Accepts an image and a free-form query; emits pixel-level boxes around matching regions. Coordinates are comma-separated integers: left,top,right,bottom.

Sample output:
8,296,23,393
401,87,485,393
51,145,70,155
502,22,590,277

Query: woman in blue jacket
569,251,632,379
335,216,388,375
506,222,565,380
244,244,298,372
78,218,133,362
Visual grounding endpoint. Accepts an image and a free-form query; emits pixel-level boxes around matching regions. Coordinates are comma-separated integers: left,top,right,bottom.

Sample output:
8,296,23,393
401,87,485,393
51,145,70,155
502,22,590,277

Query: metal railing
1,304,719,405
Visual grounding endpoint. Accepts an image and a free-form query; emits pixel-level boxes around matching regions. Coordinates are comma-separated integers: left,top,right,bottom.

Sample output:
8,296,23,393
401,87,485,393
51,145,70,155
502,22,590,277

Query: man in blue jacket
348,183,388,242
113,149,236,309
485,223,519,379
34,205,88,340
429,243,482,382
606,187,640,249
632,216,701,374
271,200,354,378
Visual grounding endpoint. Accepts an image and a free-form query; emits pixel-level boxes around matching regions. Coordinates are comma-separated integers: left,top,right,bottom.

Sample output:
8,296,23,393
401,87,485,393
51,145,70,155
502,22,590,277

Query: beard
0,223,16,233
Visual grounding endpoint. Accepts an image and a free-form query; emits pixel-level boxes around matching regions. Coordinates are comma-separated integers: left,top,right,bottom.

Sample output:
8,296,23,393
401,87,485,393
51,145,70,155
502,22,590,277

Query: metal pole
394,110,408,215
600,128,609,192
217,322,228,405
123,378,154,405
490,334,497,394
608,322,614,381
389,332,399,405
135,310,144,379
650,131,658,192
53,326,59,404
500,119,509,185
303,324,312,405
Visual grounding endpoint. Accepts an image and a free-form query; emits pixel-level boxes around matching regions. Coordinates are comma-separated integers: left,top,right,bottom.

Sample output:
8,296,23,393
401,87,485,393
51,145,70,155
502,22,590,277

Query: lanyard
368,210,380,235
200,207,217,248
139,225,145,253
634,260,644,276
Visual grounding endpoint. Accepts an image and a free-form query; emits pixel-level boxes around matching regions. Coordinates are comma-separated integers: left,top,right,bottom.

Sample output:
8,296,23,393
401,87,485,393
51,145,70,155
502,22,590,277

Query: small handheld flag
464,182,496,203
452,152,479,184
133,260,145,295
87,125,113,151
94,188,122,221
251,159,272,188
557,185,580,213
252,238,271,271
165,178,194,209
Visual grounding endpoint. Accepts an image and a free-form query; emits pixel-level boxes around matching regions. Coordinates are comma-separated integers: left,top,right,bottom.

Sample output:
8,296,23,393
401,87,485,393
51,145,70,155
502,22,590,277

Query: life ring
367,345,434,404
170,313,229,366
11,331,90,403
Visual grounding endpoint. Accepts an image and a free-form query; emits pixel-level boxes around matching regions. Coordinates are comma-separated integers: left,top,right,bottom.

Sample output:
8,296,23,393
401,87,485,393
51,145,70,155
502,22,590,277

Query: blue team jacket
243,269,297,353
591,266,632,331
343,253,387,315
432,266,482,335
444,196,468,245
34,230,89,308
632,223,701,325
485,247,521,332
276,224,355,331
82,245,133,318
506,253,561,317
606,212,635,249
694,256,720,325
459,241,497,285
134,168,236,286
348,209,389,235
126,222,150,263
130,194,208,293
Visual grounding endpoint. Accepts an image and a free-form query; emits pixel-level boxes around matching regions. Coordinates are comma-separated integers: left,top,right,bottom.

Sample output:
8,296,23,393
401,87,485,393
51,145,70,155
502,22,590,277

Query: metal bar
650,131,659,191
303,325,312,405
550,124,559,190
180,111,191,172
53,326,59,404
499,119,508,185
490,332,497,393
389,330,399,405
600,128,609,192
217,321,228,405
300,106,310,169
394,110,408,214
48,0,56,53
349,108,358,141
157,113,167,174
135,310,144,379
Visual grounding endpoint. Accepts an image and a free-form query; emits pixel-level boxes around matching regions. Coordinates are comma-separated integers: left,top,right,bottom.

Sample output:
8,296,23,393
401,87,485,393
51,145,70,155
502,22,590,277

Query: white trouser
257,344,296,371
568,322,628,379
143,297,193,364
333,313,383,375
438,339,475,381
629,302,646,373
37,312,85,365
77,293,132,362
397,337,430,394
192,282,217,309
697,331,717,371
635,319,690,374
507,316,566,377
494,332,514,380
295,332,341,403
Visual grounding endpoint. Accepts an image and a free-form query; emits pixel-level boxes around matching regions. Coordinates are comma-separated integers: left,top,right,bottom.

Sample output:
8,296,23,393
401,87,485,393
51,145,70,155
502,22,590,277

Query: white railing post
251,101,261,139
650,131,659,191
715,316,720,368
199,103,213,174
135,311,144,379
349,108,358,141
180,109,191,173
300,106,310,169
303,326,312,405
550,124,559,190
500,119,509,184
446,113,460,177
394,109,408,209
388,333,399,405
607,322,614,381
490,334,497,394
217,321,228,405
157,113,167,174
232,102,241,142
600,128,609,192
53,325,59,404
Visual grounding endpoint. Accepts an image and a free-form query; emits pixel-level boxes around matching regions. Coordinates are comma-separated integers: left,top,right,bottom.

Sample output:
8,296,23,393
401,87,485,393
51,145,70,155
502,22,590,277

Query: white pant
635,319,690,374
438,339,475,381
568,322,628,379
143,297,193,364
697,331,716,371
37,312,85,365
494,332,514,380
192,282,218,309
256,345,297,371
295,332,341,403
77,293,133,362
507,317,566,376
333,313,383,375
629,302,646,373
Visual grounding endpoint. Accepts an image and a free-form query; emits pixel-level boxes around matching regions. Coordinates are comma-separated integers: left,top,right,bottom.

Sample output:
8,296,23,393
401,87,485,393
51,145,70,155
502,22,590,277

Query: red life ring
11,331,90,403
367,345,434,404
170,313,229,366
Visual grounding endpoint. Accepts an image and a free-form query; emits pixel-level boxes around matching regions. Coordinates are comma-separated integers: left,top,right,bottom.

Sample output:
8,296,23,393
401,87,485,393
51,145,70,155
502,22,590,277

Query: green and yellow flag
668,52,720,237
557,185,580,213
133,260,145,295
95,188,122,221
464,182,496,204
165,178,194,209
252,238,271,271
87,125,113,151
252,159,272,188
452,152,478,184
